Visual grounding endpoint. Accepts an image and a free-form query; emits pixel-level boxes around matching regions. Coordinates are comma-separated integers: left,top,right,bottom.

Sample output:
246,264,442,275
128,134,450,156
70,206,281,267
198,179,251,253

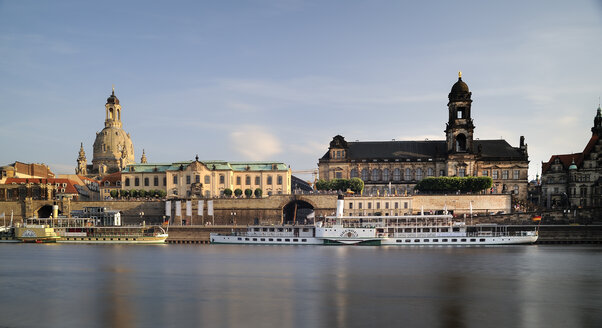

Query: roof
322,139,525,161
100,172,122,186
123,160,289,173
3,178,80,194
542,134,598,173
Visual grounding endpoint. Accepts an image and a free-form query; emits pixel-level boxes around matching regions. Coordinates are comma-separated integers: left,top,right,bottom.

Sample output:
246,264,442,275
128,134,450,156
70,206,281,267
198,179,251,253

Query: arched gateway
281,199,315,225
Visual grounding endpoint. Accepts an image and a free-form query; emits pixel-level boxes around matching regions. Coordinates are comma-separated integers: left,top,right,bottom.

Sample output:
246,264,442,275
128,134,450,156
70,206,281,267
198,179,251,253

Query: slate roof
322,139,526,161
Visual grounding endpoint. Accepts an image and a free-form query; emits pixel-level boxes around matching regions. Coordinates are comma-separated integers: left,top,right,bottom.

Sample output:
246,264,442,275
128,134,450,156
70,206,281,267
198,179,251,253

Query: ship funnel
336,194,344,218
52,205,59,219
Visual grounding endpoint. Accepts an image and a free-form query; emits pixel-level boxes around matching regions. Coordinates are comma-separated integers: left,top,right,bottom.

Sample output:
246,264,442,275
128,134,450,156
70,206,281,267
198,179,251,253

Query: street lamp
230,212,237,225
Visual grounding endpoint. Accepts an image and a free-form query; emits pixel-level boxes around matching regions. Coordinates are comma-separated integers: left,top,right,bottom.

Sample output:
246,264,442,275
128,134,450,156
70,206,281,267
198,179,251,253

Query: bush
414,176,493,193
139,190,146,197
234,188,243,197
110,190,118,198
254,188,263,198
120,190,129,198
224,188,233,197
130,190,139,198
244,188,253,198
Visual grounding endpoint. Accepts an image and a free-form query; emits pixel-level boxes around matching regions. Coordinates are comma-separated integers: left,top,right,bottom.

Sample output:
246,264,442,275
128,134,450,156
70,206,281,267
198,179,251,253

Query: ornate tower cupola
592,104,602,137
328,135,349,160
445,72,475,153
76,142,88,175
105,86,122,129
140,149,147,164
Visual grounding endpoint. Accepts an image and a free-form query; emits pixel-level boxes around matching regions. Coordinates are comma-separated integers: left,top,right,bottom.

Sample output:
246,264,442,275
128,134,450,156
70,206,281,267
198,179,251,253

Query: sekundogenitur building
318,74,530,202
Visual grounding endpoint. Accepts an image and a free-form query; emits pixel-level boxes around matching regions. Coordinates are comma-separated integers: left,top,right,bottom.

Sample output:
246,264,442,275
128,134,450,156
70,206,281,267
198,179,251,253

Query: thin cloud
229,125,282,161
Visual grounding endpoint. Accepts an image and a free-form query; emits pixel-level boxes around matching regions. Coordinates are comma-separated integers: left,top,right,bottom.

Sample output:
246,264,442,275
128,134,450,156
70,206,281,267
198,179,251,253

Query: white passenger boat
210,195,538,246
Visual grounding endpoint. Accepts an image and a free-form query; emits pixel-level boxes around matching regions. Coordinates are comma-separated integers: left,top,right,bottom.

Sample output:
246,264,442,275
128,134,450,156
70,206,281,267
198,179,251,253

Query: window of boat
441,228,449,232
452,239,457,242
453,228,460,232
414,239,420,242
260,238,265,241
262,228,268,232
238,238,242,241
302,239,307,242
277,238,282,241
404,228,412,233
480,239,485,242
442,239,448,242
278,228,283,232
461,239,466,242
433,239,438,242
285,239,290,242
254,228,260,231
245,238,249,241
303,228,309,232
396,240,402,243
423,228,430,232
470,239,476,242
405,239,411,243
269,228,275,232
293,239,298,242
424,239,429,242
253,238,257,241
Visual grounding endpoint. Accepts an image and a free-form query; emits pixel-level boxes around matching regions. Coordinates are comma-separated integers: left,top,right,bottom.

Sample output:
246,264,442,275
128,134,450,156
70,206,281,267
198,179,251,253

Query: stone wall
412,194,511,214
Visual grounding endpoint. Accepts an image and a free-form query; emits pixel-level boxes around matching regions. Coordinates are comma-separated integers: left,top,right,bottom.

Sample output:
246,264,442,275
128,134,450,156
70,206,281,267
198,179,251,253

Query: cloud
229,125,282,160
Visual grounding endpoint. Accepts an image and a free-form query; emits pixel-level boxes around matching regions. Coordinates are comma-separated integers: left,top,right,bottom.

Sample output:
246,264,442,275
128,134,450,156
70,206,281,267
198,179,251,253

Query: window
236,176,241,185
104,181,110,186
350,168,358,178
359,203,363,209
405,168,411,181
368,203,372,209
349,203,353,209
335,171,342,179
154,176,159,186
267,176,273,184
186,175,191,184
383,168,390,181
163,177,166,186
492,170,498,179
245,176,251,185
205,175,210,184
376,202,380,209
404,202,408,209
394,202,399,209
371,169,380,181
125,178,130,187
135,178,140,186
427,168,434,177
458,168,466,177
513,185,519,194
513,170,520,180
219,175,225,184
416,168,423,180
393,168,401,181
277,176,283,185
336,150,340,158
482,170,489,176
255,176,260,185
361,169,369,181
173,175,178,184
144,177,149,186
502,170,509,179
439,170,445,176
195,175,200,183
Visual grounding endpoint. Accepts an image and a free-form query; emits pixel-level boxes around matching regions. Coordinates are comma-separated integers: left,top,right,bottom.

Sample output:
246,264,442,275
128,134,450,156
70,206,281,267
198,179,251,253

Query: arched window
350,168,358,178
267,176,273,184
144,177,149,186
245,176,251,185
427,168,434,177
277,176,283,185
205,175,210,184
219,175,225,184
393,168,401,181
416,168,423,180
405,168,412,181
135,178,140,186
361,169,369,181
456,134,467,151
154,176,159,186
104,181,110,186
371,169,380,181
382,168,390,181
236,176,241,185
255,176,260,185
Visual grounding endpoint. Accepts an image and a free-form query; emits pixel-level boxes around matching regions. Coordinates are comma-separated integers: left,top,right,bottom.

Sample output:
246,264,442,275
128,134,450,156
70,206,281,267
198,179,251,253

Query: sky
1,0,602,181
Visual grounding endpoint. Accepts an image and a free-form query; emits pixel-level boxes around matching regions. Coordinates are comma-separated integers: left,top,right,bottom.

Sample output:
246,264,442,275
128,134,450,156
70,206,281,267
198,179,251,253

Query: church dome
451,77,470,94
107,90,119,105
92,126,134,170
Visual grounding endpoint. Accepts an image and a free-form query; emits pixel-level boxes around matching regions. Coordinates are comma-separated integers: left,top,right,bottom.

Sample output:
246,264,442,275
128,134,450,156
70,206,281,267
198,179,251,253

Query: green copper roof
123,160,289,173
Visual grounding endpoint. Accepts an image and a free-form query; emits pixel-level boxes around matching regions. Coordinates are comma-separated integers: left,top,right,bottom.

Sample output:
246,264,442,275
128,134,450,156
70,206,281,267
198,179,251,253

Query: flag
176,201,181,217
532,215,542,222
198,200,204,216
186,200,192,217
208,200,214,216
165,201,171,217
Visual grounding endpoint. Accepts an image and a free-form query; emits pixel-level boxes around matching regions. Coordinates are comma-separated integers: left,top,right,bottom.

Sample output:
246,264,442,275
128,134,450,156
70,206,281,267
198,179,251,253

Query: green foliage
224,188,233,197
139,190,146,197
254,188,263,198
120,190,129,198
414,177,493,193
244,188,253,197
110,190,118,198
130,189,139,198
234,188,243,197
315,178,364,194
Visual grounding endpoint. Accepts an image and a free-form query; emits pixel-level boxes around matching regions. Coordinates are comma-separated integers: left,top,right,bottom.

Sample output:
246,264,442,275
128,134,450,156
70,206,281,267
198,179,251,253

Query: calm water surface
0,244,601,328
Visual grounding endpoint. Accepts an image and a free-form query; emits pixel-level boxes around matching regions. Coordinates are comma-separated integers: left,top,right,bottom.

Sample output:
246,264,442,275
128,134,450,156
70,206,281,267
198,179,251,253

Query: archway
36,205,61,218
282,200,314,225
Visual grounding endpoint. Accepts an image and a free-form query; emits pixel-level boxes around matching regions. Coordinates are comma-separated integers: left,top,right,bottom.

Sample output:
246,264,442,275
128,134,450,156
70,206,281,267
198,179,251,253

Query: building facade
120,156,292,198
318,74,530,202
541,106,602,208
76,88,135,177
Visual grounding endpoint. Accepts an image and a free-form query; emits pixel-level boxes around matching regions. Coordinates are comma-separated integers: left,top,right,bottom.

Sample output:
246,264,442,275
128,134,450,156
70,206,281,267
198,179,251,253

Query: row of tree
110,189,167,198
414,177,493,193
223,188,263,198
315,178,364,194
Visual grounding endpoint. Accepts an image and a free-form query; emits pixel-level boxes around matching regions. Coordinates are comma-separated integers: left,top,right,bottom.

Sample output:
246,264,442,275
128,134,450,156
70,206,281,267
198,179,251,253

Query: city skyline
1,0,602,180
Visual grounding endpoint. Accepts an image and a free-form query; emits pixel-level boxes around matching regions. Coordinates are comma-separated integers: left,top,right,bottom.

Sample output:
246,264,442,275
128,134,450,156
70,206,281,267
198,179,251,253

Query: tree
244,188,253,198
139,189,146,198
110,190,118,198
414,176,493,193
120,190,129,198
130,189,139,198
348,178,364,194
315,178,364,194
224,188,233,197
254,188,263,198
157,190,167,198
234,188,243,197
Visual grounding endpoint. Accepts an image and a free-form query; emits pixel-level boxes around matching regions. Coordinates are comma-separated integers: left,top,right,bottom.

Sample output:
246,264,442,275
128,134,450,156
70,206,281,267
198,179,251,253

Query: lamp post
231,211,236,226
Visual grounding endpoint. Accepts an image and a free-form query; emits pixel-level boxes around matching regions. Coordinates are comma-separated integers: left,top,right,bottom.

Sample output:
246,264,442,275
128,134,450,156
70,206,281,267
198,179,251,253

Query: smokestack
52,204,59,219
336,194,344,218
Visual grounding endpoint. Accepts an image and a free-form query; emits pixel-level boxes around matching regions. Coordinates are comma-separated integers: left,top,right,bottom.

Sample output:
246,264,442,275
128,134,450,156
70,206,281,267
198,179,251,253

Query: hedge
315,178,364,194
414,176,493,193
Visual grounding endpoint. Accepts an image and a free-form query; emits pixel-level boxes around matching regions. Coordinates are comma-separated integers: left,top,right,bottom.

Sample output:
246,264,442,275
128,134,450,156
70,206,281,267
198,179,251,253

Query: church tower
140,149,147,163
445,72,475,153
592,104,602,137
75,142,87,175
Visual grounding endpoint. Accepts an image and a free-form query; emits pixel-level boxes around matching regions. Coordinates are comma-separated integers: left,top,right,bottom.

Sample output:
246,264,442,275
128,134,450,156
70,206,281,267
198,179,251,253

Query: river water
0,244,600,328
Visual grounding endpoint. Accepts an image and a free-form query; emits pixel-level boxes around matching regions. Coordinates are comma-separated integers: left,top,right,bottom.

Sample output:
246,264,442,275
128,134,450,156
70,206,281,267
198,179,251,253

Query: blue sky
1,0,602,181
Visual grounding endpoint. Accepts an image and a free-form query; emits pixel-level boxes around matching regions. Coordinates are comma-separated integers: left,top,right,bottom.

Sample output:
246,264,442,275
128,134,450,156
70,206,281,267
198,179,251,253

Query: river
0,244,600,328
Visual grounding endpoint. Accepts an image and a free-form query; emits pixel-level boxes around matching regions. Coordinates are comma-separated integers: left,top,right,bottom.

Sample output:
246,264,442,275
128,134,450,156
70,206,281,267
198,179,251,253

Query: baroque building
76,88,135,177
541,105,602,208
318,74,529,202
119,156,291,198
